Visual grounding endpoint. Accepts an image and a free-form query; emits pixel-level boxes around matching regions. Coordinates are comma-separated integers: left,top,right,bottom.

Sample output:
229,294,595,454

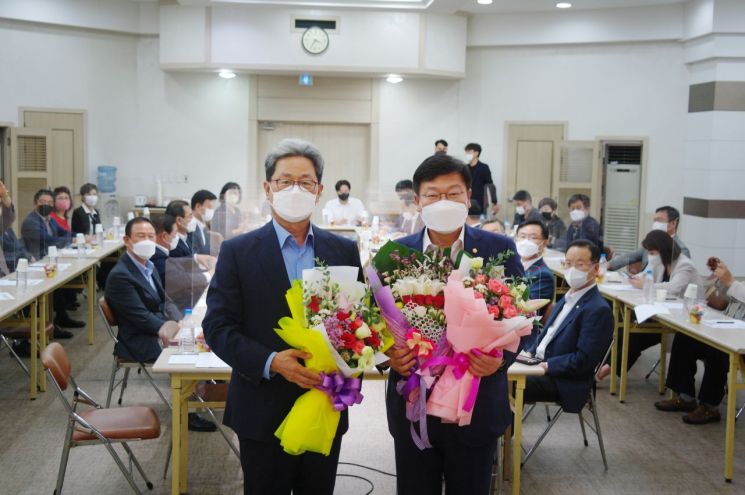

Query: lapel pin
472,248,478,254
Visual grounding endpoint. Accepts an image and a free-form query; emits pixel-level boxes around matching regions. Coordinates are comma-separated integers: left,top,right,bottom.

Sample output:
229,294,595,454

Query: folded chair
0,322,54,376
98,297,170,408
42,342,160,495
521,342,613,471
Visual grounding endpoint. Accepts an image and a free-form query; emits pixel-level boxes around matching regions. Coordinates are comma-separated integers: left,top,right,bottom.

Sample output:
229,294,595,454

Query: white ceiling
163,0,688,15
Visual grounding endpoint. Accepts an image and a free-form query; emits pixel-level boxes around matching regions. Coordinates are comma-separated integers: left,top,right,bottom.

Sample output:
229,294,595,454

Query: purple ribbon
315,372,363,412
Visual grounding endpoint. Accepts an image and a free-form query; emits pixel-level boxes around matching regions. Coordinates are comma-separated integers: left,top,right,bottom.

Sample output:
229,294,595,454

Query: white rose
355,322,372,339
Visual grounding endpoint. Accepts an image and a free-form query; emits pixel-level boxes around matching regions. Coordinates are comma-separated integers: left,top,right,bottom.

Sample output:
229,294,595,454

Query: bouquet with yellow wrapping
274,264,393,456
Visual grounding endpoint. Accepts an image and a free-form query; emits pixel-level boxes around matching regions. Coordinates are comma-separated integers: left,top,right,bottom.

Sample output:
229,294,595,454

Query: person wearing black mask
323,179,366,225
537,197,566,249
21,188,82,335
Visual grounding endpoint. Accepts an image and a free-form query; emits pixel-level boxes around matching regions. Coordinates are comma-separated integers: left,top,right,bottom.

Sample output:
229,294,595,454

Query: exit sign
299,74,313,86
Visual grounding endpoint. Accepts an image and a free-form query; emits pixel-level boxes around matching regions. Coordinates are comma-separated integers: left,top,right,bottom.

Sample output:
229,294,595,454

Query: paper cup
655,289,667,302
683,283,698,299
112,216,121,226
16,258,28,272
95,224,104,233
48,246,58,258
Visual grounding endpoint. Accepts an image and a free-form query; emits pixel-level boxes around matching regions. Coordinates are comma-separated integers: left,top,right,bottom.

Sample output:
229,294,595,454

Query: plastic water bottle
142,207,151,219
95,223,104,246
504,219,511,236
683,283,698,313
76,233,86,259
598,254,607,283
642,269,655,304
179,309,197,354
16,258,28,291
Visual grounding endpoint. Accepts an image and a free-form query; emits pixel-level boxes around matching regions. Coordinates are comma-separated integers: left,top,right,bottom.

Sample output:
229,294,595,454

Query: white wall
0,20,251,209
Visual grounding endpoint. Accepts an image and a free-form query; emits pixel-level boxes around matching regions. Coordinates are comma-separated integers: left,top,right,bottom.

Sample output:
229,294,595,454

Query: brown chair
98,297,170,408
603,246,615,262
0,322,54,376
540,302,557,327
42,342,160,494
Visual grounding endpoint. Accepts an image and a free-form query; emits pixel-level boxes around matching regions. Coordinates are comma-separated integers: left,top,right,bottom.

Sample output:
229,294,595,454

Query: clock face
302,26,329,55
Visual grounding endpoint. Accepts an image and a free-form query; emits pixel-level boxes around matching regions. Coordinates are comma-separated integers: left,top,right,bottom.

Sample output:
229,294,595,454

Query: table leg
620,304,631,403
171,376,182,495
87,267,95,345
29,299,38,400
180,382,189,493
39,293,47,392
512,376,525,495
724,353,737,482
609,299,619,395
658,333,668,395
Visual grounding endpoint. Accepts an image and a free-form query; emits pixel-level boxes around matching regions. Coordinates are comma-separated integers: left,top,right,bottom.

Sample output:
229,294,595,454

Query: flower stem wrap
274,281,342,456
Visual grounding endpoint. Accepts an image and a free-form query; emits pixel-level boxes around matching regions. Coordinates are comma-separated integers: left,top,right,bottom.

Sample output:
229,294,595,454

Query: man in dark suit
105,217,182,363
385,154,523,495
190,189,217,256
21,189,81,334
165,199,196,258
203,139,362,495
523,239,614,414
151,214,210,313
562,193,603,252
516,220,555,302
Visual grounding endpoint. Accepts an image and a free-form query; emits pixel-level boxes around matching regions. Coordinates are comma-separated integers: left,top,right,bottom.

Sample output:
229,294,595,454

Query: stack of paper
634,304,670,324
196,352,229,368
702,319,745,329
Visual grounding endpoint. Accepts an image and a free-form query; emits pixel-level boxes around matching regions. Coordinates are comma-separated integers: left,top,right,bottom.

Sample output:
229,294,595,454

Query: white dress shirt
535,282,596,360
324,197,366,225
422,227,465,263
521,254,544,271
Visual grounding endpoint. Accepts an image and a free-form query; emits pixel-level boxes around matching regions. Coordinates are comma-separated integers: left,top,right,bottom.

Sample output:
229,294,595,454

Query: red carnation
337,311,350,321
340,333,357,350
402,295,412,305
433,295,445,309
349,318,363,331
414,294,425,305
424,295,433,306
366,333,382,348
308,296,320,314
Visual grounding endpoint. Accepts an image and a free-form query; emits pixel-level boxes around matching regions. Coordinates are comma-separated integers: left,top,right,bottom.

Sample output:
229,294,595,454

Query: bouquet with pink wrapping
425,256,547,426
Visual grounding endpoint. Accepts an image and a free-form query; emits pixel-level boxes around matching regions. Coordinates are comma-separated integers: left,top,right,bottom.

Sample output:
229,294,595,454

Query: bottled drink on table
642,269,655,304
76,233,86,259
16,258,28,291
95,223,104,246
179,309,197,355
598,253,607,283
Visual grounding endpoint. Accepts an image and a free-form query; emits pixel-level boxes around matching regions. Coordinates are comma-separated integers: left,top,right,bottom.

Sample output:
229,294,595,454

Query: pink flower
488,278,508,296
503,305,518,318
474,274,487,285
487,305,501,318
499,295,513,309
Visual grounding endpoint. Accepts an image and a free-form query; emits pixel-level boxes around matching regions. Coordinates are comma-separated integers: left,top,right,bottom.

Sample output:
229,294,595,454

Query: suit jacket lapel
546,288,597,343
256,222,292,292
123,255,160,301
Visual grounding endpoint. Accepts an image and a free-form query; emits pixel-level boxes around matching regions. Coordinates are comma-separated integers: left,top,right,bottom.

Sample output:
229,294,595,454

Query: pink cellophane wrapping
426,272,534,426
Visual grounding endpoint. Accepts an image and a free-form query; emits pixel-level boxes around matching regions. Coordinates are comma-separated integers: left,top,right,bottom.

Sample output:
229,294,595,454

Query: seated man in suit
562,194,603,252
105,217,215,432
151,214,210,313
385,153,523,495
203,138,362,494
21,188,80,334
166,199,217,269
523,239,614,414
190,189,217,256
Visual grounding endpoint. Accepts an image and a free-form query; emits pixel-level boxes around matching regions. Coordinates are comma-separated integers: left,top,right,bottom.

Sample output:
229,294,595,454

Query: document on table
168,354,199,365
60,248,94,256
702,319,745,329
0,292,15,300
196,352,229,368
599,284,636,291
27,263,70,272
634,303,670,324
0,279,42,287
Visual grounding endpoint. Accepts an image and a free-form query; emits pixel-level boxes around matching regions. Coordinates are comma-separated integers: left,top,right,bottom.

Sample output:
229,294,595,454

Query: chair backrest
41,342,72,391
98,296,119,343
541,302,557,326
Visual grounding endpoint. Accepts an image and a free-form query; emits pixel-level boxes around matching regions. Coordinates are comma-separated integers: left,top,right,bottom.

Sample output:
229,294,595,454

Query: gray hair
264,138,325,182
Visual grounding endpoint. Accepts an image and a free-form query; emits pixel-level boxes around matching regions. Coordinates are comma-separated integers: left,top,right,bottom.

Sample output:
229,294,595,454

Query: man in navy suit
21,188,81,334
385,154,524,495
524,239,614,413
104,217,182,363
190,189,217,256
203,139,362,495
165,199,196,258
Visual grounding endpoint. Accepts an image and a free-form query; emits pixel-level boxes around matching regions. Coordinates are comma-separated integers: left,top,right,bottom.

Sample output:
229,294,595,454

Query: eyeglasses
564,260,597,271
421,191,466,202
271,179,318,193
516,234,545,242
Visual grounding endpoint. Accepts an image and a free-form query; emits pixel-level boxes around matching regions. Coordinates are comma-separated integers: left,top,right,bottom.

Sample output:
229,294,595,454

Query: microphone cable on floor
336,460,397,494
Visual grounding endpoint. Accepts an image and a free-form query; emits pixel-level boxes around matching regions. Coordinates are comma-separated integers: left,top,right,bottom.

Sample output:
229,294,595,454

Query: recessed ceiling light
218,70,236,79
477,0,493,5
556,2,572,8
386,74,403,84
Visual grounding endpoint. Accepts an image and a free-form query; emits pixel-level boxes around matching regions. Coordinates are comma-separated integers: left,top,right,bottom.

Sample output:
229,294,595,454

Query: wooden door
554,140,602,224
9,127,52,227
505,123,565,221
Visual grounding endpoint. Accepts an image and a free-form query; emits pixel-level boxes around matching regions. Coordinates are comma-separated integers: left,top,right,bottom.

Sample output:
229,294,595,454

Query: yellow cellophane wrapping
273,281,340,456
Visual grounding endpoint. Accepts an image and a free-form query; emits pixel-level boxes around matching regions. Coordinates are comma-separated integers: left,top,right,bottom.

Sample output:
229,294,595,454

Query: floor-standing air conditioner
603,163,641,256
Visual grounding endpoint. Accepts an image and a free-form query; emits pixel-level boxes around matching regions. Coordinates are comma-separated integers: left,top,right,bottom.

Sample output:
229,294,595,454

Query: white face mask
647,253,662,268
132,239,156,260
271,186,317,223
515,206,526,215
516,239,540,259
203,208,215,222
565,266,592,289
465,153,473,163
225,192,240,206
84,195,98,207
570,209,586,222
169,235,179,250
652,221,668,232
186,217,198,233
420,200,468,234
